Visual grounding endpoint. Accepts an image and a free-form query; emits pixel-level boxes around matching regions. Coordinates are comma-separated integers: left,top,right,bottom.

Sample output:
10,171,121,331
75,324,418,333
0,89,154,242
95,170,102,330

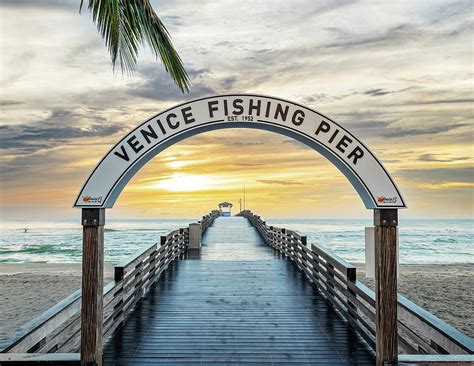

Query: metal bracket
374,209,398,227
82,208,105,226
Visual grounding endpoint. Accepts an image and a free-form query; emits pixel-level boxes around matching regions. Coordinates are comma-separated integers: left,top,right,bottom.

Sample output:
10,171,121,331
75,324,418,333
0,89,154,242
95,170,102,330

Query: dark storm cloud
0,109,124,153
129,66,216,101
257,179,305,186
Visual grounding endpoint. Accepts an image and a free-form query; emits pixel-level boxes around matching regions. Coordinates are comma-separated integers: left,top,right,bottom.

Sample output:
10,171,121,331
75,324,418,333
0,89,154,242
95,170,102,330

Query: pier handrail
0,211,218,355
199,210,220,231
239,210,474,359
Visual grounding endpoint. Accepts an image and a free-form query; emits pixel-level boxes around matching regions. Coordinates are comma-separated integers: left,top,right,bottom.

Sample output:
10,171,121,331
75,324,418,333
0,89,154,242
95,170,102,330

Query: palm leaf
80,0,190,93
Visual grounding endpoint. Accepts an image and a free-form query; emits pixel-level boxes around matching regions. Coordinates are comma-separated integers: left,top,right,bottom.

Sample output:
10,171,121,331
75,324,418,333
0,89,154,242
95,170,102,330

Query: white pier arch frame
74,94,405,209
75,94,405,366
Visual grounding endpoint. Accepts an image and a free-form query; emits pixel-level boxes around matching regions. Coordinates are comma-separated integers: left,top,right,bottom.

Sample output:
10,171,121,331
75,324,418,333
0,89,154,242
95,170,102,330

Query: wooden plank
114,243,157,281
0,353,80,365
103,217,375,365
349,280,376,307
397,295,474,354
398,354,474,364
0,290,81,353
311,244,356,279
37,314,80,353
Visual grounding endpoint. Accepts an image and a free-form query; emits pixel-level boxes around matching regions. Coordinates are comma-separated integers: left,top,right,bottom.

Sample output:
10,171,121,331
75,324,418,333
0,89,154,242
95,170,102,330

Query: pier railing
200,210,220,231
0,211,218,359
240,210,474,363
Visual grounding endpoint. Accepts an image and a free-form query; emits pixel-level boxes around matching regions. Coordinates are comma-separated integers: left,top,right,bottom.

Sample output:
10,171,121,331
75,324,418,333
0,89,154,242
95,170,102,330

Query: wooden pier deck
103,217,375,365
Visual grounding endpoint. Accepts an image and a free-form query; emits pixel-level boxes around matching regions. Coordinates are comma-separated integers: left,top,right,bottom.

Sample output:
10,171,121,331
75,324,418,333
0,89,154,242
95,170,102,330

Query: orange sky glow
0,1,472,220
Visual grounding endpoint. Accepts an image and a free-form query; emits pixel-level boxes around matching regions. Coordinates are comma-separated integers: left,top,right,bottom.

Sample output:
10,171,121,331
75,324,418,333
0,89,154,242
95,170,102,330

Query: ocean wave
0,219,472,264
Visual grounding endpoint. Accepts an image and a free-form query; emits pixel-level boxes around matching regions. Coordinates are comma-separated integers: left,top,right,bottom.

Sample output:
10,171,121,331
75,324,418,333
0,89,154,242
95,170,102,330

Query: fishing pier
1,210,473,365
0,94,473,365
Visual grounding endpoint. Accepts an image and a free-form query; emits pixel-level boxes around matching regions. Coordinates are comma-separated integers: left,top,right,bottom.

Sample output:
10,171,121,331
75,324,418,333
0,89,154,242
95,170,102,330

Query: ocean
0,218,472,264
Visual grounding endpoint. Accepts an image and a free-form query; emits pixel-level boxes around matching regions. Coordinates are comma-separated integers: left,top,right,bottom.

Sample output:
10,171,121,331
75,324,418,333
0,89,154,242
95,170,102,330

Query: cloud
303,86,415,105
257,179,305,186
160,15,183,27
129,65,216,101
302,0,357,19
348,120,468,139
322,24,419,49
1,0,473,218
0,100,23,106
0,109,124,153
381,123,469,138
321,14,472,51
0,0,77,8
221,76,237,90
405,98,474,105
399,167,473,183
364,88,394,97
417,154,470,163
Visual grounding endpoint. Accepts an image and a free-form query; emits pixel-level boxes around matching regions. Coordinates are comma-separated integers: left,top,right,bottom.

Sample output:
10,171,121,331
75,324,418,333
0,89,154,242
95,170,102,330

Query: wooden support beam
374,209,398,366
81,208,105,366
0,353,80,365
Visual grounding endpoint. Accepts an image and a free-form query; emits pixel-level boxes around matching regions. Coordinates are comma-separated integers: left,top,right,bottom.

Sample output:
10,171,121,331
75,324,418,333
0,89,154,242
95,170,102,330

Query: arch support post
374,209,398,366
81,208,105,366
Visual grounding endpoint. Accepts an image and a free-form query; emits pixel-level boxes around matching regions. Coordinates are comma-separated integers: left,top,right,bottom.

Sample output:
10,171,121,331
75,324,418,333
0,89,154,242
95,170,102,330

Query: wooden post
81,208,105,366
374,209,398,366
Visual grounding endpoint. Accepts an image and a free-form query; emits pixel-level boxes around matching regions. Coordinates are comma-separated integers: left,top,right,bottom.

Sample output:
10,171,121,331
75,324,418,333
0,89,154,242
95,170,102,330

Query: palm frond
80,0,190,93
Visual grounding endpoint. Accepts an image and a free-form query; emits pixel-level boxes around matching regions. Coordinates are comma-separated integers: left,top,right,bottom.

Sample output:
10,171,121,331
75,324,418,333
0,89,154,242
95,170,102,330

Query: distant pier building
218,201,233,217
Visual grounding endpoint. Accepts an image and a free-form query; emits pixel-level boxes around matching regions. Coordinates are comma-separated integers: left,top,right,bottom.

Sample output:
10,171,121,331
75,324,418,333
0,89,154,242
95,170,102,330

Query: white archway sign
75,94,406,366
74,94,406,209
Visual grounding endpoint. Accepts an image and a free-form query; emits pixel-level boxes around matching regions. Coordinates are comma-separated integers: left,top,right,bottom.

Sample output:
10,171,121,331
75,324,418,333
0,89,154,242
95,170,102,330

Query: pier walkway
103,217,374,365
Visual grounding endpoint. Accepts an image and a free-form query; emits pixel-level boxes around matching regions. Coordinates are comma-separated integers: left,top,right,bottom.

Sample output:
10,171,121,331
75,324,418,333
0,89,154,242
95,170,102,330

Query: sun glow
147,174,213,192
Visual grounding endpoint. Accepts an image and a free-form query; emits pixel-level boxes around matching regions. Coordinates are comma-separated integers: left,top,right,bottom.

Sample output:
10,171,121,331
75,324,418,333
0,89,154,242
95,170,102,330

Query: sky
0,0,473,220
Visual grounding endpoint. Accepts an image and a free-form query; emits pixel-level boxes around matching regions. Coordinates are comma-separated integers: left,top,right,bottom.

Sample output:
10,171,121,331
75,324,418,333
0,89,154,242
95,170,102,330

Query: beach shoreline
0,263,113,339
355,263,473,338
0,262,472,340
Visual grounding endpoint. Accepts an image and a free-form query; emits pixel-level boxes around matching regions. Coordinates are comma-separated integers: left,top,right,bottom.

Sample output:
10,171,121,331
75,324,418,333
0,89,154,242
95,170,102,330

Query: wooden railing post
81,208,105,366
374,209,398,366
188,222,201,259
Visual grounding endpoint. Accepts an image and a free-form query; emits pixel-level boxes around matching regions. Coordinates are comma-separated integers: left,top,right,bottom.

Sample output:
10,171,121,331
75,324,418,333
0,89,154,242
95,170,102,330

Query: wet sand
0,263,472,340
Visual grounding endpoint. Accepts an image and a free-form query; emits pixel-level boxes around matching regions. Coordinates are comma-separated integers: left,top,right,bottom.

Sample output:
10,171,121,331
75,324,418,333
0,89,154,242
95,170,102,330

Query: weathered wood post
188,222,201,259
374,209,398,366
81,208,105,366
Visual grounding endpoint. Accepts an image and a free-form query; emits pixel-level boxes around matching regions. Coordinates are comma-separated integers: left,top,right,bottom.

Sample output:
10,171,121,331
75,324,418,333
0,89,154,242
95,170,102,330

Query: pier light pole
81,208,105,366
374,209,398,366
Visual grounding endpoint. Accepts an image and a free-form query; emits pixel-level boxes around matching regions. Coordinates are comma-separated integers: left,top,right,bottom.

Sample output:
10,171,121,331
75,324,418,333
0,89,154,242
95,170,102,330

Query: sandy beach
0,263,113,339
356,263,474,338
0,262,472,341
